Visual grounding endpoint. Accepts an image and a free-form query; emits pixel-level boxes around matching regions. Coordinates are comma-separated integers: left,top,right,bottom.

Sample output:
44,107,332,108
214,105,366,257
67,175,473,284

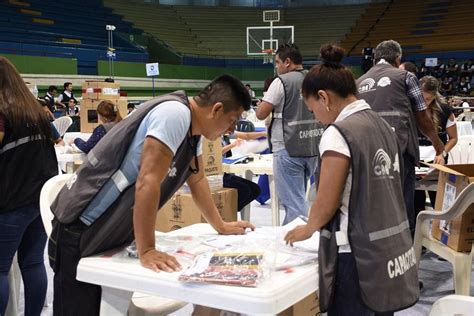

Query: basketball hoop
262,48,274,64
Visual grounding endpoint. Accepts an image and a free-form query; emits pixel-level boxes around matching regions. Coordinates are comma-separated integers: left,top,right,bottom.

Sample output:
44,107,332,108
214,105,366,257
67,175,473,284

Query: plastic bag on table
126,234,211,263
179,237,276,287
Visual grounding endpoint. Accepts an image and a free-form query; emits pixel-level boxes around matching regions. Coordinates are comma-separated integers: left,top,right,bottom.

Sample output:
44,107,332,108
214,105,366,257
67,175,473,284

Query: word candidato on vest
299,127,324,139
387,247,416,279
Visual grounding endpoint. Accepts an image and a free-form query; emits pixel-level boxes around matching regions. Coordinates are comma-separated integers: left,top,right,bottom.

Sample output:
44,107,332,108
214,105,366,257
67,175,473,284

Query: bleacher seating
284,5,366,57
341,0,474,56
104,0,365,58
0,0,148,74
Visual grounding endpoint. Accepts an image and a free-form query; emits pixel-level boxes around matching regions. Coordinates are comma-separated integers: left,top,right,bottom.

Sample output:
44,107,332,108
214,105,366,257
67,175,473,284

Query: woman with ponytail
284,44,419,315
415,76,458,215
418,76,457,160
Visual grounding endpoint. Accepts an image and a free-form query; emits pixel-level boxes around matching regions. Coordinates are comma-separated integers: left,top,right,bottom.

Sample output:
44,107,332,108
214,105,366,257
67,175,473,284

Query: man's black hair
48,85,58,93
276,43,303,65
194,75,251,112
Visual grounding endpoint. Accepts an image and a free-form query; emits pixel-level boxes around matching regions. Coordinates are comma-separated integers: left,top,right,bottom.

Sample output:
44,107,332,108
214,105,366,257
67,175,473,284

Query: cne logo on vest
168,161,177,178
66,174,78,190
372,150,400,178
358,78,376,94
377,76,391,87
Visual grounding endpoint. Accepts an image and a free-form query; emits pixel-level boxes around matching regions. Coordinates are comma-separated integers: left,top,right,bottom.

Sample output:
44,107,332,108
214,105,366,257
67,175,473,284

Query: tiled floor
12,200,474,315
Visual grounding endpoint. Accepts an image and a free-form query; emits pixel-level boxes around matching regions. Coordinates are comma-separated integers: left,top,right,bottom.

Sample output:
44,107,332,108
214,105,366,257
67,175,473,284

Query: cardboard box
115,97,128,118
278,292,320,316
192,292,320,316
202,137,223,176
79,99,102,133
155,188,237,232
431,164,474,252
81,81,120,100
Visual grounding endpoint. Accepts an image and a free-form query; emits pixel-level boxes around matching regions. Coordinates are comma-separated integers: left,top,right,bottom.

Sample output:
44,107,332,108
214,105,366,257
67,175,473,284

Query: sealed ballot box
430,164,474,252
81,81,120,100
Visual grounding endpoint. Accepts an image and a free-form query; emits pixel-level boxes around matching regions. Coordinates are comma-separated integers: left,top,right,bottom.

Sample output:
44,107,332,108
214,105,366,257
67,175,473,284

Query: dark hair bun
320,44,345,65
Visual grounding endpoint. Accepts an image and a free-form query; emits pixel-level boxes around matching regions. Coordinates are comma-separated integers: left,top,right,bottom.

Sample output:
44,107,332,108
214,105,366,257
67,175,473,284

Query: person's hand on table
139,248,181,273
217,221,255,235
433,154,445,165
284,224,316,247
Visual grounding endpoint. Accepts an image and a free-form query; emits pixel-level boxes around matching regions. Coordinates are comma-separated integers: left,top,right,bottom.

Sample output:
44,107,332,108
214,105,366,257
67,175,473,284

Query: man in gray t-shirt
256,44,318,224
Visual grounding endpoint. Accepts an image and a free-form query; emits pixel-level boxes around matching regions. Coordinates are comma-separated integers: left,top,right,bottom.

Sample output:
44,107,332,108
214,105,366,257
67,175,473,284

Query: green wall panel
97,61,274,81
0,54,77,75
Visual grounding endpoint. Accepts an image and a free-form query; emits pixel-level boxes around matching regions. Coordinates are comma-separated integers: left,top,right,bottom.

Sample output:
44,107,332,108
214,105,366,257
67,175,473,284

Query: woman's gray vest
51,91,201,257
357,63,420,162
318,110,419,313
269,69,323,157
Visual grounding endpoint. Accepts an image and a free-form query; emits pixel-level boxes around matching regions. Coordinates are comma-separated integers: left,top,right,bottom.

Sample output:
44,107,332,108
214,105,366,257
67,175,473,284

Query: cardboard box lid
427,163,474,182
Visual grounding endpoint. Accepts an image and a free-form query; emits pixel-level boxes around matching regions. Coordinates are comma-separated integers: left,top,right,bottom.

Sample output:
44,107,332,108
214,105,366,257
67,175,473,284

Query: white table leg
100,286,133,315
269,175,280,226
66,161,74,174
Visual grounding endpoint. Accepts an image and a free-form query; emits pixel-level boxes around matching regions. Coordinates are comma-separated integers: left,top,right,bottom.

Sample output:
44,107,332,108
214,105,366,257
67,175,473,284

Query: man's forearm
134,178,161,256
415,111,445,154
188,176,225,232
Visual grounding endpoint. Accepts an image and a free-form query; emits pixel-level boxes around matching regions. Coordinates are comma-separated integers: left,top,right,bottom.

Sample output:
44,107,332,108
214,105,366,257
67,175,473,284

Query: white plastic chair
456,121,473,137
52,116,73,137
448,135,474,164
429,294,474,316
413,183,474,296
39,174,187,316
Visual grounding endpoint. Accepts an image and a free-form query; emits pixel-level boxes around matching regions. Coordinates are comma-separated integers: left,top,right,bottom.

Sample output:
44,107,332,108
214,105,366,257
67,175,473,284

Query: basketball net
262,48,274,64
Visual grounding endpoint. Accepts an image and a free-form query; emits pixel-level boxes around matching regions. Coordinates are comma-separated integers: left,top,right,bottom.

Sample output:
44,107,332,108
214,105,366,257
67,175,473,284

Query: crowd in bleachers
413,59,473,97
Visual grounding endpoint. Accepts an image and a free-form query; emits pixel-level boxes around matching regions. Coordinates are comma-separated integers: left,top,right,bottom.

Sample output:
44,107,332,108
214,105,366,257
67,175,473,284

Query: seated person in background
415,76,458,220
127,102,136,115
72,100,122,153
441,77,453,96
222,130,266,212
456,76,471,95
66,99,80,116
245,84,256,98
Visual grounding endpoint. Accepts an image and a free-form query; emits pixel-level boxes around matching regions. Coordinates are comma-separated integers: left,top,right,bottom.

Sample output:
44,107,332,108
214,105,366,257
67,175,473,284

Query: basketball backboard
246,25,294,56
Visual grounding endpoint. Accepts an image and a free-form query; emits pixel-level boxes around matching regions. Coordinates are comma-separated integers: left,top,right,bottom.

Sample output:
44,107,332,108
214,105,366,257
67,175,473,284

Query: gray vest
270,70,323,157
51,91,201,257
357,63,420,162
319,110,419,313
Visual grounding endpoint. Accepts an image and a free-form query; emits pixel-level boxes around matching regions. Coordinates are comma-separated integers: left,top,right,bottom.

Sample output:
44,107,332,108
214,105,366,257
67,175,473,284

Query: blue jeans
273,149,317,225
0,205,48,316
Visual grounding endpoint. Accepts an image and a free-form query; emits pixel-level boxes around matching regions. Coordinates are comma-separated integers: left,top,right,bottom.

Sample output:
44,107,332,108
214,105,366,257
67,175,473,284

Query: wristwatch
442,150,448,157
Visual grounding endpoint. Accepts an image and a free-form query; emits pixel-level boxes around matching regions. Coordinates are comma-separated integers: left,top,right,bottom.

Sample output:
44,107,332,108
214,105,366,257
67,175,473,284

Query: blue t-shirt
80,101,202,225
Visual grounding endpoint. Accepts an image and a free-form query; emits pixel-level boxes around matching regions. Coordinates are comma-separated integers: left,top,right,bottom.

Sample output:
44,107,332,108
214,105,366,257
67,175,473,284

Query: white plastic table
76,223,318,315
55,149,87,173
222,154,280,226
